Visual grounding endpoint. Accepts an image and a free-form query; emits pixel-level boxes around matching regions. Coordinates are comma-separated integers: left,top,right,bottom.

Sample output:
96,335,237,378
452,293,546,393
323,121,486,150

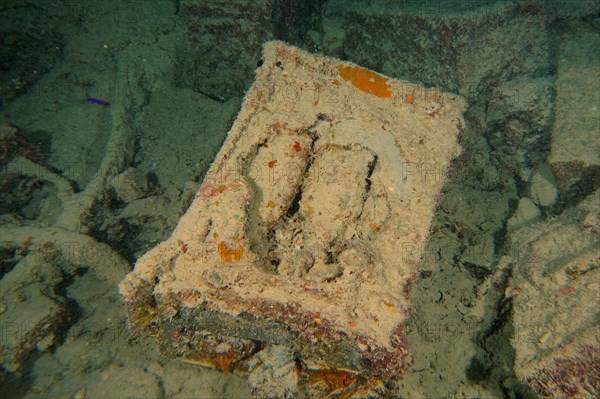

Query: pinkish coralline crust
550,161,600,192
120,41,465,395
525,333,600,398
508,190,600,399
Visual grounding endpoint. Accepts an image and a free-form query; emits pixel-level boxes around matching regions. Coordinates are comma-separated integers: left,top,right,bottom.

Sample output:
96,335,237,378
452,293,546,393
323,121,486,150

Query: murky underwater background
1,1,598,398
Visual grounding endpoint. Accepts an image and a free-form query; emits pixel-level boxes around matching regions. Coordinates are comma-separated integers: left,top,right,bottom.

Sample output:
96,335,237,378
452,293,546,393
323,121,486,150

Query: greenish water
1,1,598,398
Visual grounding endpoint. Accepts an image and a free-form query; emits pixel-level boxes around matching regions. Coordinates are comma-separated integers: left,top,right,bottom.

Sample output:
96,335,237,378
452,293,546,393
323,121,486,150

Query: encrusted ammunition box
120,41,465,396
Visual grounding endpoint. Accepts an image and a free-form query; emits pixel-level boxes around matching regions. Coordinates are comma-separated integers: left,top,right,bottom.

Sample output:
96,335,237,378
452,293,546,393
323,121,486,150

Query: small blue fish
86,97,110,106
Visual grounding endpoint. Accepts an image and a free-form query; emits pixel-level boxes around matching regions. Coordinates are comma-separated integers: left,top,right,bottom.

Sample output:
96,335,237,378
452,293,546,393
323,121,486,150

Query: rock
460,238,496,274
548,30,600,198
456,7,550,101
247,345,299,399
305,262,342,283
120,41,465,396
272,0,323,45
507,197,541,231
333,2,550,100
176,0,274,101
486,77,553,177
1,226,130,285
487,77,553,135
0,122,27,166
507,190,600,398
583,208,599,232
0,224,132,374
326,1,554,183
529,164,558,207
0,254,70,373
109,167,151,203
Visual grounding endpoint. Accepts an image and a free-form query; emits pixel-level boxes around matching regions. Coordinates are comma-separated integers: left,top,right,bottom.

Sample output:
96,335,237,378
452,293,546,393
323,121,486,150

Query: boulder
508,190,600,398
109,167,151,203
548,31,600,199
528,163,558,208
506,197,540,232
176,0,274,101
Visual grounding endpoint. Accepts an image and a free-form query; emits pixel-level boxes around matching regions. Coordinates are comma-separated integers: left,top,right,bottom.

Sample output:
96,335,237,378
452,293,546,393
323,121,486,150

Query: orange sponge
338,64,393,98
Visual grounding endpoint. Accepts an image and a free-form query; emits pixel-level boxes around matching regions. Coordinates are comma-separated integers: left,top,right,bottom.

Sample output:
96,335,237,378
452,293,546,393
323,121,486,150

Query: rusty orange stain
309,369,358,391
406,94,415,104
338,64,392,98
218,241,244,262
293,141,301,152
214,351,236,374
23,236,34,249
268,159,277,168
